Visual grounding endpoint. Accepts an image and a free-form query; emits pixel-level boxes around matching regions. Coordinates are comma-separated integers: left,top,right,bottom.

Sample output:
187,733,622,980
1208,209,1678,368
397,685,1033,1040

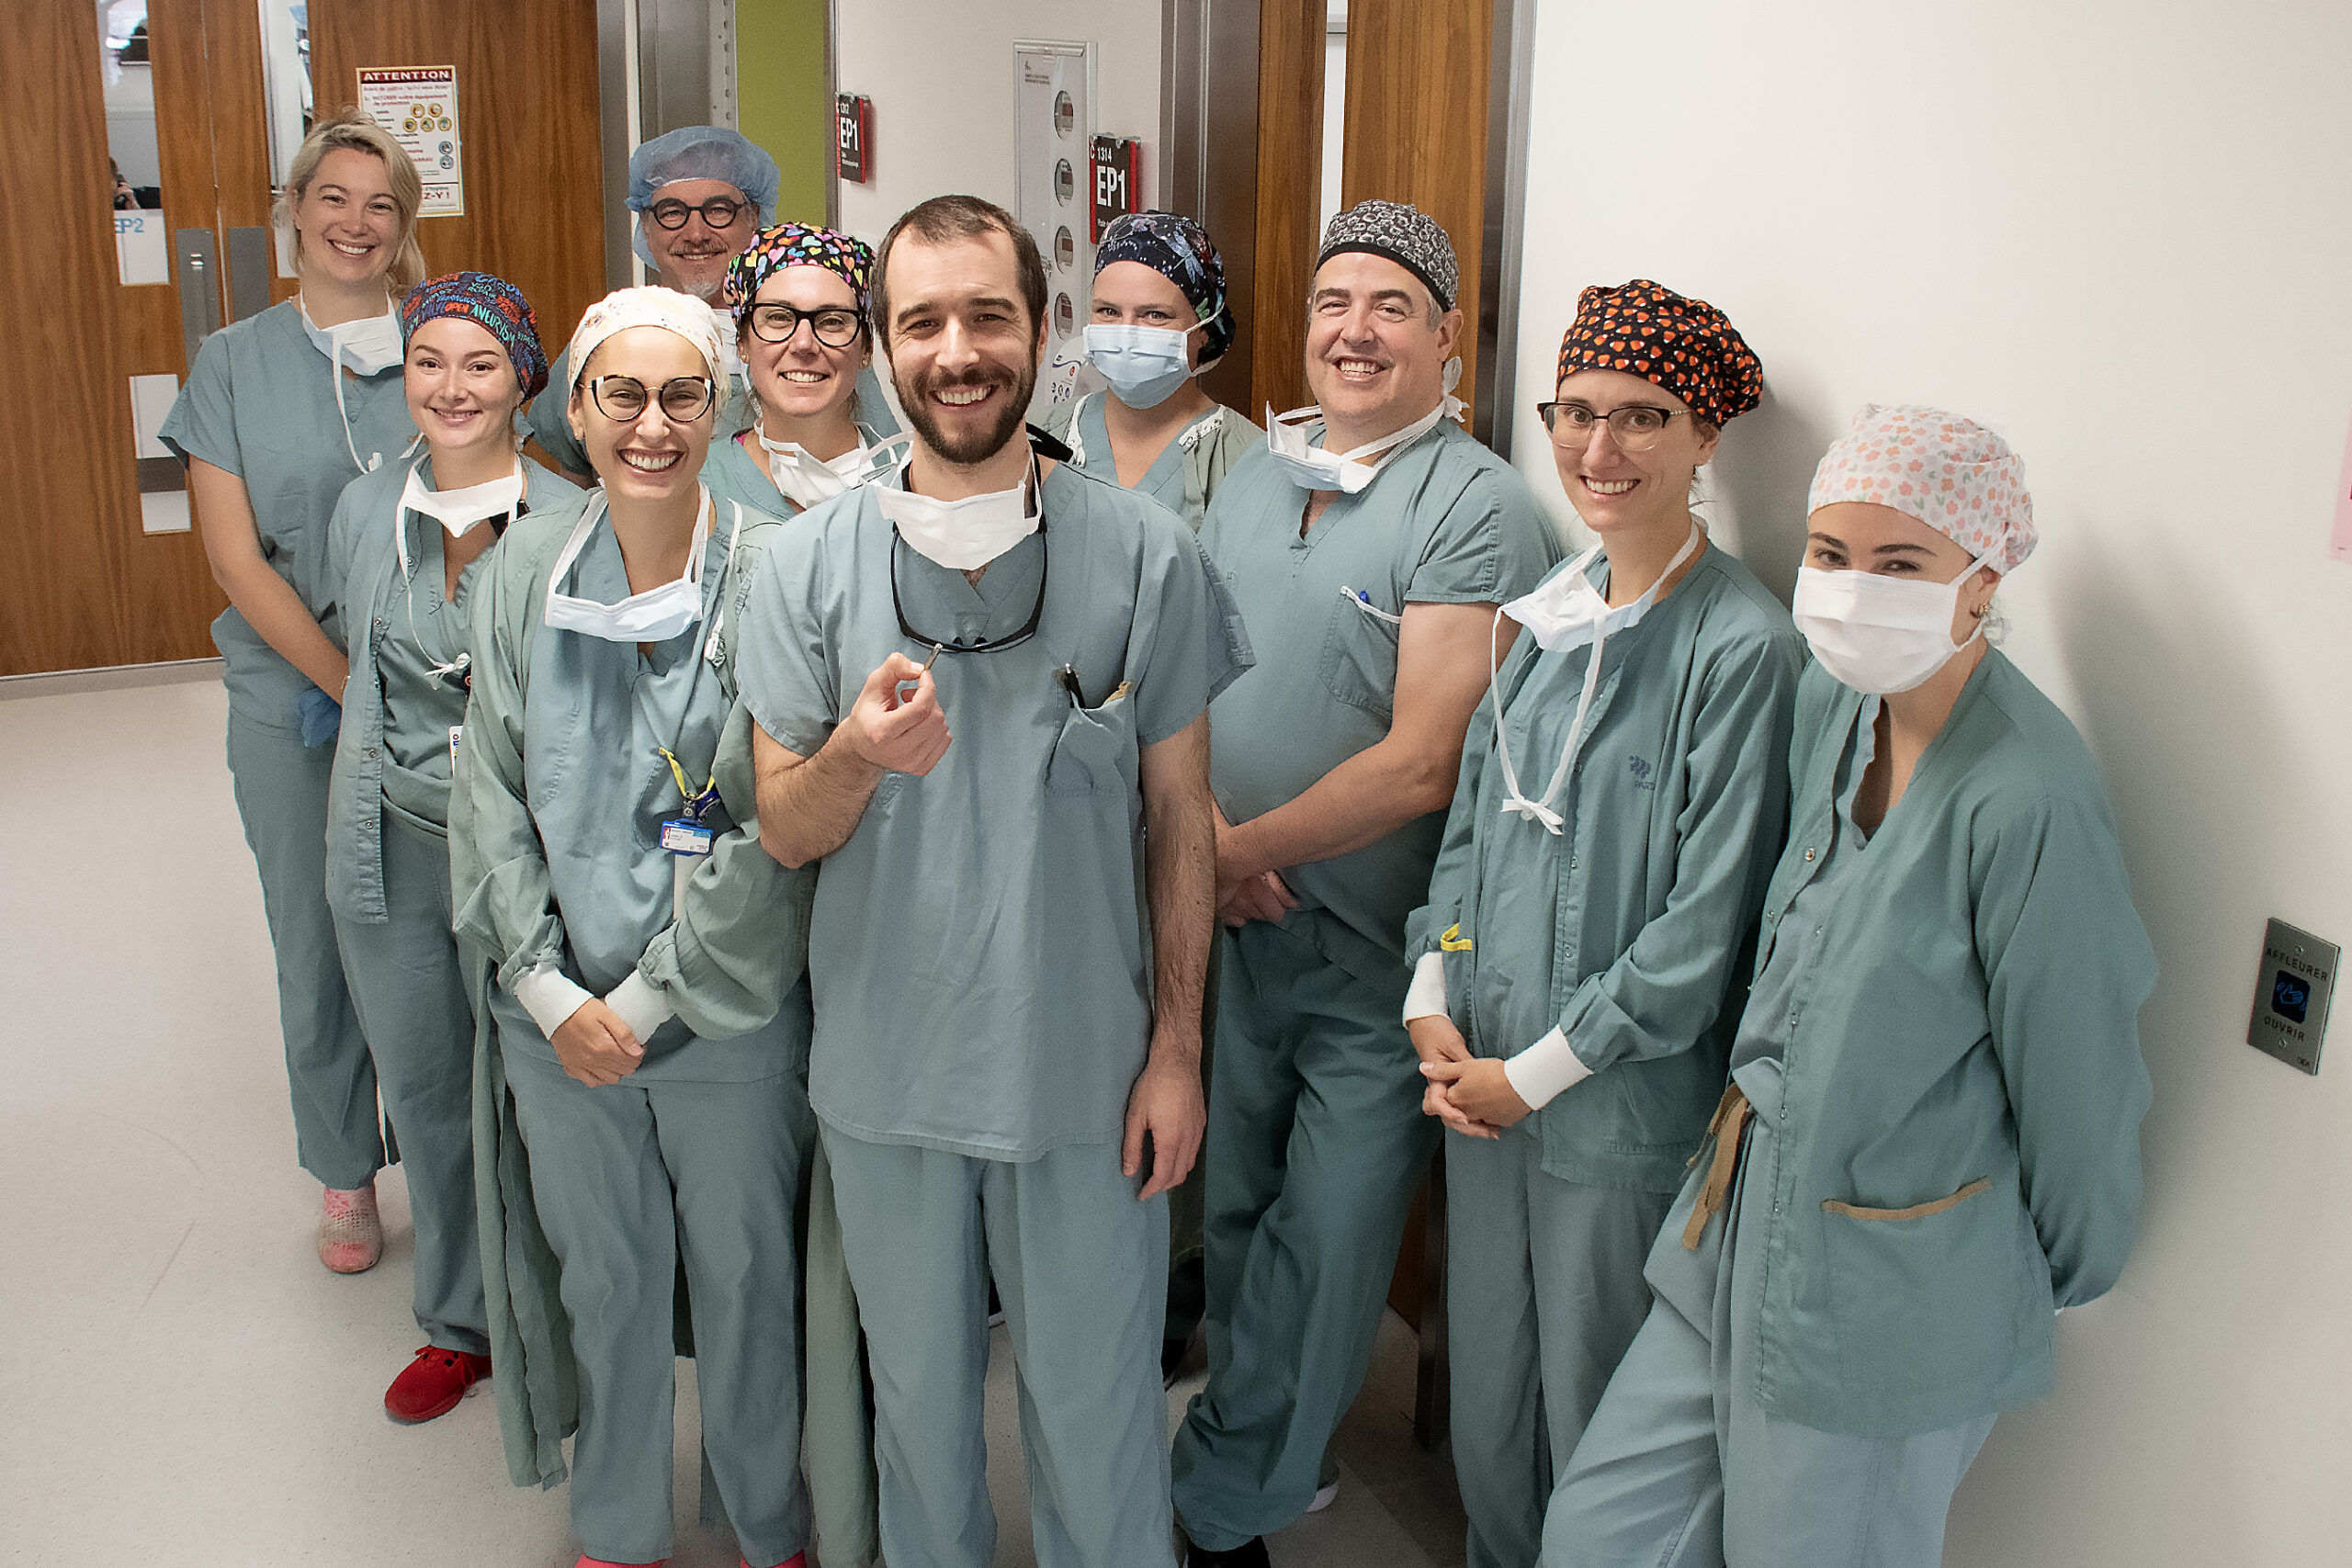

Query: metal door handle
175,228,224,367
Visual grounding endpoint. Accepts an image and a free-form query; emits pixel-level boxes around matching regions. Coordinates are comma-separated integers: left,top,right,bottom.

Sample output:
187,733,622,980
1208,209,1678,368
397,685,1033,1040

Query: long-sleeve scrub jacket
1732,651,2156,1438
1404,543,1804,1193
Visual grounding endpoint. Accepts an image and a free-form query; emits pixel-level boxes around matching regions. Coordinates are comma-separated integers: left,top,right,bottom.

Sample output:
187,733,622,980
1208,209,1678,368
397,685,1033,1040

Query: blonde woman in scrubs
1550,407,2156,1568
159,108,424,1273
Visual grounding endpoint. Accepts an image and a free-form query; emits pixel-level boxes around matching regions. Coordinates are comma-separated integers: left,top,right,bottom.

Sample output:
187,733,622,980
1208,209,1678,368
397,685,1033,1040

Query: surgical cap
1556,279,1763,430
1095,210,1235,365
1316,198,1458,311
567,286,724,389
626,126,779,268
722,222,876,324
1808,404,2037,573
400,271,548,398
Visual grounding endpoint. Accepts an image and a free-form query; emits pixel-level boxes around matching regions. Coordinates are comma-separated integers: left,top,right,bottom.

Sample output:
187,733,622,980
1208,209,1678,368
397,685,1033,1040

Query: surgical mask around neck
1261,356,1464,495
1486,526,1702,833
401,455,524,538
543,489,720,644
1084,321,1204,410
300,297,404,375
875,457,1041,571
755,423,910,511
1790,552,1994,695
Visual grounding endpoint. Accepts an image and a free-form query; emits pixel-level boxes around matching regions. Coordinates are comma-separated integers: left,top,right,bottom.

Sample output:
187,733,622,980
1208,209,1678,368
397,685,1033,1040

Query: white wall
831,0,1162,246
1509,4,2352,1562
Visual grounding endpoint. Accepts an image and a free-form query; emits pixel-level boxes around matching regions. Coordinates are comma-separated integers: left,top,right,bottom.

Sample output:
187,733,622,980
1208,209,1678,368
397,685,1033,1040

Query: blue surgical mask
1084,321,1202,410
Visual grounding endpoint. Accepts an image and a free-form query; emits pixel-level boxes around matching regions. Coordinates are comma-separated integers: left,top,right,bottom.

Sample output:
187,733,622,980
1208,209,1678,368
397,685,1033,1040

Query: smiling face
1548,367,1720,540
882,229,1045,468
641,178,754,302
1805,501,2000,639
742,265,866,429
293,148,401,289
405,317,524,465
1091,260,1204,367
567,326,716,507
1304,252,1460,437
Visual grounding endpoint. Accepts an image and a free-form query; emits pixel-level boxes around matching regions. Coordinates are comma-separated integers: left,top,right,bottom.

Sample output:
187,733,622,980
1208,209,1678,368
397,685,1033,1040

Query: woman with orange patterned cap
1546,406,2155,1568
1402,280,1804,1568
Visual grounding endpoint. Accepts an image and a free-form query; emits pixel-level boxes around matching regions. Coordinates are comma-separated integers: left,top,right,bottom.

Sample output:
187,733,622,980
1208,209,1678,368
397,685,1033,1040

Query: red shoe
573,1558,665,1567
318,1182,381,1273
741,1555,808,1568
384,1345,492,1423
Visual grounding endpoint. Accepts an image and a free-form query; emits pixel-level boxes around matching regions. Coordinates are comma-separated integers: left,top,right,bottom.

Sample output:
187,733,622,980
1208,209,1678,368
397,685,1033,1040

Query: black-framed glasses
1537,400,1689,452
748,303,865,348
586,375,717,423
890,526,1049,656
648,196,745,231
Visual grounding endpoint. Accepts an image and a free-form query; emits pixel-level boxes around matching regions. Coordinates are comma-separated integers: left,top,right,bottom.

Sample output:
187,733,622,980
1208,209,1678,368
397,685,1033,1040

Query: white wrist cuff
514,967,594,1039
1501,1026,1593,1111
1402,951,1449,1023
605,969,676,1045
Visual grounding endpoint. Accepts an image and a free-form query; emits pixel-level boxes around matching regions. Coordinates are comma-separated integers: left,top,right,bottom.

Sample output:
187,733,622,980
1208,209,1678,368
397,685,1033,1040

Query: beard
897,355,1036,468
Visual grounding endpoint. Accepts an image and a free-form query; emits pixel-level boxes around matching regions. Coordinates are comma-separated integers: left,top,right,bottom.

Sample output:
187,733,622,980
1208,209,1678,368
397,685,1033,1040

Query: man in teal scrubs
1170,200,1560,1566
739,194,1250,1568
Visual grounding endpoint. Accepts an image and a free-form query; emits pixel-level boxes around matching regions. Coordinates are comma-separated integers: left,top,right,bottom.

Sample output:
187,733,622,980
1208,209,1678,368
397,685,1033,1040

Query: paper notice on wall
2335,412,2352,562
356,67,463,217
115,210,168,287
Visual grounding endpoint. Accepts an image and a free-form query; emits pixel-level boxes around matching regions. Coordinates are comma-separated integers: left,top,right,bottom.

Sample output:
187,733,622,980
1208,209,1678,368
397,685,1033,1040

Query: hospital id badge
661,818,715,857
447,726,463,765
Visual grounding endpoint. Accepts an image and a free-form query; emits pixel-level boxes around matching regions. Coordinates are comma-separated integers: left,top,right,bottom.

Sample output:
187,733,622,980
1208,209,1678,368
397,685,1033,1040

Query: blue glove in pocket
295,684,343,748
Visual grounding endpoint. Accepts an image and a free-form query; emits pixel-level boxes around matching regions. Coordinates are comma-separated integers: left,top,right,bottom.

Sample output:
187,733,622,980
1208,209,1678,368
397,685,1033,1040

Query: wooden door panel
1246,0,1327,421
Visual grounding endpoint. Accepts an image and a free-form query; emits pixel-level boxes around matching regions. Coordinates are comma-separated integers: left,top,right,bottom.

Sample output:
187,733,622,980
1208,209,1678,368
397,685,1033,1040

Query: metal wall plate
2246,918,2338,1076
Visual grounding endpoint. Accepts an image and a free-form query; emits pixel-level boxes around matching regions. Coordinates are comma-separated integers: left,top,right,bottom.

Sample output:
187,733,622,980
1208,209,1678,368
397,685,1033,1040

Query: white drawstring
1488,604,1604,835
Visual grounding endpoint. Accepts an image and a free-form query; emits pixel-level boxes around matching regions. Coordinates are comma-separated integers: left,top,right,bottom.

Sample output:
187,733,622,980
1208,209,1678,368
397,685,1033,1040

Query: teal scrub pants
226,711,383,1190
822,1127,1175,1568
1171,917,1437,1551
503,1045,811,1568
1546,1070,1996,1568
330,807,487,1355
1443,1120,1672,1568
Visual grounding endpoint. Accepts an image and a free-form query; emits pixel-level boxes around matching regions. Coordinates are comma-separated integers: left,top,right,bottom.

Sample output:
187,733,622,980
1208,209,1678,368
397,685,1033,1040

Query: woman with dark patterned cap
1046,210,1259,531
317,270,570,1422
1403,280,1804,1568
1548,407,2154,1568
704,220,908,521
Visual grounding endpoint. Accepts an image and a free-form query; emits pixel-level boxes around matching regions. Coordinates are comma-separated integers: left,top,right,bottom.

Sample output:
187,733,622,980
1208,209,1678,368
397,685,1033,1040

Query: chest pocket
1317,587,1402,724
1046,689,1141,795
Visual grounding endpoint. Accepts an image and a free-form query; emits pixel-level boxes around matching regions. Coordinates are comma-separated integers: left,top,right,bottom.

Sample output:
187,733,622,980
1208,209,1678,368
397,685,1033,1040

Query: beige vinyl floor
0,664,1466,1567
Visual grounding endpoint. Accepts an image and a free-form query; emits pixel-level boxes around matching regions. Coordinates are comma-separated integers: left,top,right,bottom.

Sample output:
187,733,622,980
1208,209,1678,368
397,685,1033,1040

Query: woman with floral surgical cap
1549,406,2156,1568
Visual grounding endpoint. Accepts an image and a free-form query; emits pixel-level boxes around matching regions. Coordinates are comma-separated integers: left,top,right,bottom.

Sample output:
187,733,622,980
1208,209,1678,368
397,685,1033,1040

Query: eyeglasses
648,196,746,231
1537,400,1689,453
748,303,864,348
891,528,1048,655
585,375,717,423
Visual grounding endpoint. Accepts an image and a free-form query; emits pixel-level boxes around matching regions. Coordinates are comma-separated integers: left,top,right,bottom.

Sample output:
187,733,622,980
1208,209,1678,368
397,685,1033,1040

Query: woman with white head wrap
1549,407,2156,1568
448,286,821,1568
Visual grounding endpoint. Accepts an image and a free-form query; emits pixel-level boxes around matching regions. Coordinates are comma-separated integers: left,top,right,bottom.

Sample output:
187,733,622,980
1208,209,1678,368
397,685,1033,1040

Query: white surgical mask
300,296,411,473
1084,321,1203,410
755,424,910,511
400,455,524,538
1790,553,1993,695
544,488,719,644
1488,525,1701,833
1263,356,1464,495
876,457,1040,571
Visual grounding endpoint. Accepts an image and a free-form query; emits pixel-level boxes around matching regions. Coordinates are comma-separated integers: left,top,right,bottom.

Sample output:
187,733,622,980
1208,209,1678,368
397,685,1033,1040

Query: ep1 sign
1091,136,1140,241
836,95,873,184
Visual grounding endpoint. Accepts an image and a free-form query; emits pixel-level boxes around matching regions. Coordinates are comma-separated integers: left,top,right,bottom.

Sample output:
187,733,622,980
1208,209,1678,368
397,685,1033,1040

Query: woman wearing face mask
1045,210,1257,531
314,272,565,1424
1401,280,1802,1568
159,108,424,1273
1550,407,2155,1568
448,288,820,1568
704,222,906,520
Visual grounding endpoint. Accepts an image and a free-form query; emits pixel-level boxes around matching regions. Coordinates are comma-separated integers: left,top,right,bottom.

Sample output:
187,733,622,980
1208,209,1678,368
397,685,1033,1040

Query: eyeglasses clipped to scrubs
889,463,1048,657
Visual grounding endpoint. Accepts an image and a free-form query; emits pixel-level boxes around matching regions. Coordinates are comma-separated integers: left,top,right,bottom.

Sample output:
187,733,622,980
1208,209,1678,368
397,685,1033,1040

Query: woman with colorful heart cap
448,285,821,1568
1403,277,1804,1568
314,269,565,1427
1548,406,2156,1568
1043,210,1259,531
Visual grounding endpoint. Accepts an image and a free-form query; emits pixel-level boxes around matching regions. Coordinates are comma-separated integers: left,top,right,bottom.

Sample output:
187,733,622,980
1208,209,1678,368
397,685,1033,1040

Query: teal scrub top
699,420,898,523
1201,419,1559,987
1046,392,1261,531
1406,544,1802,1193
526,347,899,479
322,455,571,925
736,462,1253,1160
449,488,817,1082
1731,651,2156,1438
158,300,416,732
